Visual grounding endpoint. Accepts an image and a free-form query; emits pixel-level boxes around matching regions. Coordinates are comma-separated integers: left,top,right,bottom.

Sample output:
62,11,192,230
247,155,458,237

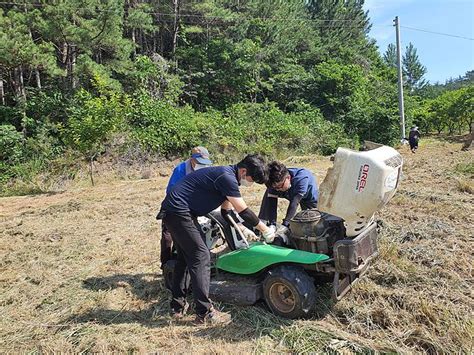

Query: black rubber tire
263,265,316,319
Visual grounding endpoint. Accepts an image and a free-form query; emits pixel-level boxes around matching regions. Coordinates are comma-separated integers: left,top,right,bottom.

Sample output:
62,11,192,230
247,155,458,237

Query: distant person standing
408,126,421,153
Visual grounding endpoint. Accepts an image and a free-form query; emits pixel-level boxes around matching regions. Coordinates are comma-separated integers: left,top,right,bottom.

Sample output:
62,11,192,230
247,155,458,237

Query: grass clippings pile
0,137,473,353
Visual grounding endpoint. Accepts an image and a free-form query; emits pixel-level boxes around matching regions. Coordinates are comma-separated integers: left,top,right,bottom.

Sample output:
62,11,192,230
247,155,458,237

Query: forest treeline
0,0,472,194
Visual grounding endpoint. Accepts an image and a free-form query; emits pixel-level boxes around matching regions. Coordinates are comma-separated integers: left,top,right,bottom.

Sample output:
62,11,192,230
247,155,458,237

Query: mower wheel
262,265,316,319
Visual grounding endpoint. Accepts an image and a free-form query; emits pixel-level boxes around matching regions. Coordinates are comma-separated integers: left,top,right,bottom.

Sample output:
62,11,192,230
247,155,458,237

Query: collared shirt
162,165,241,216
165,159,194,194
268,168,318,204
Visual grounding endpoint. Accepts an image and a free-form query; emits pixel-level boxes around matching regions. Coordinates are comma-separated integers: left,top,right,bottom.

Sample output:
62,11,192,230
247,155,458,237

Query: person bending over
259,161,318,244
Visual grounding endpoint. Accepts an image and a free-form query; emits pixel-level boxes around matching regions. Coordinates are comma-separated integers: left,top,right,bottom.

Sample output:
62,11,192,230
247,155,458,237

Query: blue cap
191,146,212,165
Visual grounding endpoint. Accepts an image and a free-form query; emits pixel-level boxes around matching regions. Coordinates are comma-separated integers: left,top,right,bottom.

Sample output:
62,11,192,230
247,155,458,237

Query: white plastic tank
318,145,403,237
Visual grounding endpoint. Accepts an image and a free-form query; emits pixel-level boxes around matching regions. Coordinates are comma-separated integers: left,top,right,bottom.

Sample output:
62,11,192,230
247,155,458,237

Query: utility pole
394,16,406,142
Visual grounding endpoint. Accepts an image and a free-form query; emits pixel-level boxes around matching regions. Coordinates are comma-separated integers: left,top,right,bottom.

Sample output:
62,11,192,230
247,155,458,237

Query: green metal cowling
216,242,329,275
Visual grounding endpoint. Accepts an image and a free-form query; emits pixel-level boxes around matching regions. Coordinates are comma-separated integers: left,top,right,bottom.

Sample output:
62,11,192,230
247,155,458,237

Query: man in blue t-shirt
259,161,318,243
160,154,275,325
159,147,212,269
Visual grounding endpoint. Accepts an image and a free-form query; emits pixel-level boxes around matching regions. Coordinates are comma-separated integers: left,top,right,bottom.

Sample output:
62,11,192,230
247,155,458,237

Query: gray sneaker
194,308,231,325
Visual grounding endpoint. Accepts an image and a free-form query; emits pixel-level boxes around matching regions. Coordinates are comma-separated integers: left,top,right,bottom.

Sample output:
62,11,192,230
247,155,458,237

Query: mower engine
287,145,403,299
289,209,345,256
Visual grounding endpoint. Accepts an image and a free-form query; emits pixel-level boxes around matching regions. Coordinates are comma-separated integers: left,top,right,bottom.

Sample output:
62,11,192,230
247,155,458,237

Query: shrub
0,124,24,164
65,76,128,160
128,91,201,156
128,96,353,159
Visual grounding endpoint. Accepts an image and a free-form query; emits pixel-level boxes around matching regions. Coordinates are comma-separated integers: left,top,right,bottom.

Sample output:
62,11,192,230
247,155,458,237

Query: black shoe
170,302,189,320
194,307,231,325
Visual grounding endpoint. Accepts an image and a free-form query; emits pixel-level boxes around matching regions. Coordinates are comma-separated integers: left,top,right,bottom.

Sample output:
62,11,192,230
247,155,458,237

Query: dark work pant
160,221,174,268
163,212,212,316
409,138,418,150
258,190,278,224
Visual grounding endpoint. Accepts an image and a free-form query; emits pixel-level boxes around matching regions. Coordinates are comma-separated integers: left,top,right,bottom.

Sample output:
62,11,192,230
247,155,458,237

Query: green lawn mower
163,145,403,319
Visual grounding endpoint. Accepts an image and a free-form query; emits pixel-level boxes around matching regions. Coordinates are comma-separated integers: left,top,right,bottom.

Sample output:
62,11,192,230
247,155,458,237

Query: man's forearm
283,194,303,226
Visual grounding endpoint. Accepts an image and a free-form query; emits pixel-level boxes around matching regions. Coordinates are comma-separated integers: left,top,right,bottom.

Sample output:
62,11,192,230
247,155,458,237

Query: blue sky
363,0,474,84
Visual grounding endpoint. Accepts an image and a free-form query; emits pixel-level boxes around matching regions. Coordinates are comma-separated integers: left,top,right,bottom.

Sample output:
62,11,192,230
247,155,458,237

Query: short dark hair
237,154,268,184
266,161,289,188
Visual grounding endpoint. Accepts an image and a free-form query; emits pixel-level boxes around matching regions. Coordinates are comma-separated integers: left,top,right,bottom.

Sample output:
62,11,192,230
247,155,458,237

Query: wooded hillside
0,0,472,195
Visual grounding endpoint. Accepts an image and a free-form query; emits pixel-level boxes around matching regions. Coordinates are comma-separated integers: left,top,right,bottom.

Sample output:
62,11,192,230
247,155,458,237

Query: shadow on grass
427,133,471,144
61,301,295,343
82,272,336,320
0,187,65,198
83,273,163,301
62,273,336,342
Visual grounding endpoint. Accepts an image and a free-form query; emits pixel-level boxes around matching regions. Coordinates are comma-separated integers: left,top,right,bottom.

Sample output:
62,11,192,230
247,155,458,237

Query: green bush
65,76,128,160
0,123,69,196
0,124,24,164
455,162,474,176
128,91,201,156
127,95,353,159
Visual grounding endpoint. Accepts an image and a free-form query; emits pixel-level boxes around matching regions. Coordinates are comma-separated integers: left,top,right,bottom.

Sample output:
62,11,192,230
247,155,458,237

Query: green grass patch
271,324,370,354
455,162,474,176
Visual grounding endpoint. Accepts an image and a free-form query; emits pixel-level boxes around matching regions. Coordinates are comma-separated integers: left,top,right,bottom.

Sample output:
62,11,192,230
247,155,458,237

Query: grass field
1,137,473,353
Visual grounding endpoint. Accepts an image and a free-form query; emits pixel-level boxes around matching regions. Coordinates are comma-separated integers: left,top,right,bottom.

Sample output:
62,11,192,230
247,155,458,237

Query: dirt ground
1,138,473,353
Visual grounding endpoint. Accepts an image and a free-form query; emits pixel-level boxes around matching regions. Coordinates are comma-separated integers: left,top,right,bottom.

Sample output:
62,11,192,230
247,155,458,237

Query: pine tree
0,7,59,103
306,0,372,61
383,43,397,67
403,42,427,91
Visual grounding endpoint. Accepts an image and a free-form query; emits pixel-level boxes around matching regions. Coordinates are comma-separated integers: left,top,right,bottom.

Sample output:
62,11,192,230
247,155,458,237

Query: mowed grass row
0,138,473,353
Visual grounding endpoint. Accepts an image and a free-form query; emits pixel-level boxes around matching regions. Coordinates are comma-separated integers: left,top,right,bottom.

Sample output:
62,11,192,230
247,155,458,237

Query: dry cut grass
1,138,473,353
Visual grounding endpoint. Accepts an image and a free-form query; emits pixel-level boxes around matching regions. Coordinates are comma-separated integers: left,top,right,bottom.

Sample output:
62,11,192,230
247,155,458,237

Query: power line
2,1,472,40
401,25,474,41
0,2,386,27
0,1,363,21
0,2,380,21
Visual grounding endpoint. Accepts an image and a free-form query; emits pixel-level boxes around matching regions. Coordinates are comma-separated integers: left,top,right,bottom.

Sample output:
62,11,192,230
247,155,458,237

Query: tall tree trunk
12,67,27,101
62,42,68,65
23,3,42,91
0,75,4,105
171,0,180,59
89,156,95,186
19,67,26,100
67,44,78,90
35,68,41,89
132,28,136,57
71,46,77,90
61,42,68,89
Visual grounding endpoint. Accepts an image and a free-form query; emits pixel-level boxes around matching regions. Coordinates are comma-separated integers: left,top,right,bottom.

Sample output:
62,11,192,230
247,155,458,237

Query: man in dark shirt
161,154,275,325
259,161,318,243
408,126,421,153
159,146,212,269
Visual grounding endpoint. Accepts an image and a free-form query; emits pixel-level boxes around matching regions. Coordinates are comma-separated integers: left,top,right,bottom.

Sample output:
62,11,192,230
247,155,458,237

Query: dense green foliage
0,0,472,194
